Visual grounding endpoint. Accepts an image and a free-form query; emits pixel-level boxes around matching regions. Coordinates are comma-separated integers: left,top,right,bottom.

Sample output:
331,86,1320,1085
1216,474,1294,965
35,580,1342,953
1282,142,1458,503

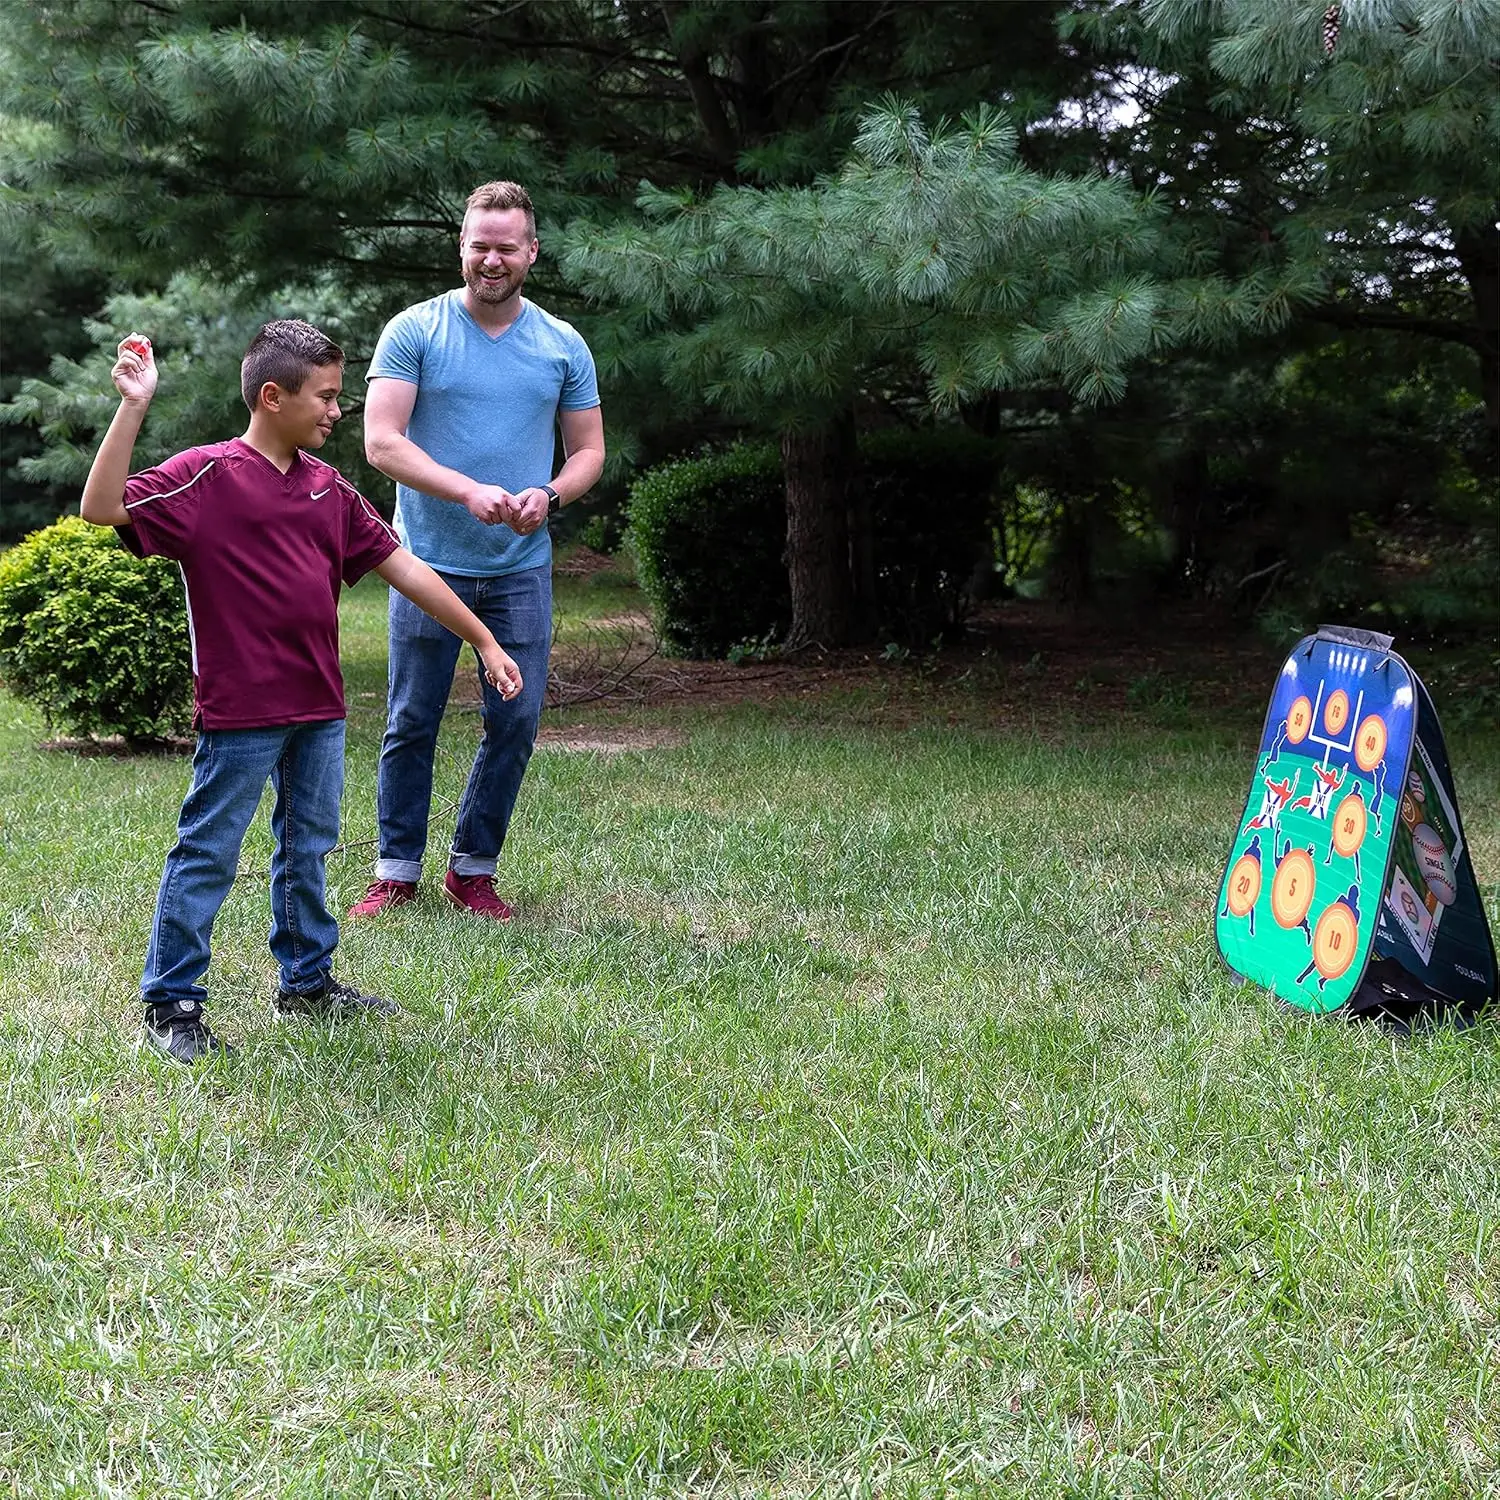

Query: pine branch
773,4,900,93
1303,302,1486,350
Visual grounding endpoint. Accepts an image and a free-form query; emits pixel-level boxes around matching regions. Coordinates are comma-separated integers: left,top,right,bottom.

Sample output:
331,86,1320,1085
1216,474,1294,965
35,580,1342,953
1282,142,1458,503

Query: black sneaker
273,977,401,1022
142,1001,234,1064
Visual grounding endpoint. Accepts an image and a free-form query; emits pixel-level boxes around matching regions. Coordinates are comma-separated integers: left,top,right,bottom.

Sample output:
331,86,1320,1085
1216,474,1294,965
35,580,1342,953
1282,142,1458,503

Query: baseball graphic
1410,822,1457,906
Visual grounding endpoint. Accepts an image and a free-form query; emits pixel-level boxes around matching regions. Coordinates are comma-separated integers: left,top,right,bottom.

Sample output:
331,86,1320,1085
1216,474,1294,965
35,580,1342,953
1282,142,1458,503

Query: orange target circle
1323,689,1350,736
1354,714,1387,773
1312,901,1359,981
1331,794,1367,858
1271,849,1316,929
1286,696,1313,745
1226,854,1262,918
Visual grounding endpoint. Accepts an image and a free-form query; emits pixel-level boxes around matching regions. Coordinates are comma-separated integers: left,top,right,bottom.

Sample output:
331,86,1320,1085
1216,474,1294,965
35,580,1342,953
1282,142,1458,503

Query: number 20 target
1226,854,1261,917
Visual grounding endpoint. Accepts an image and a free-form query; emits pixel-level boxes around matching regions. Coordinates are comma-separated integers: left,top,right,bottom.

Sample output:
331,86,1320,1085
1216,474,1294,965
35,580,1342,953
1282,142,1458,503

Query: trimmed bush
627,428,998,655
0,516,193,740
627,443,788,657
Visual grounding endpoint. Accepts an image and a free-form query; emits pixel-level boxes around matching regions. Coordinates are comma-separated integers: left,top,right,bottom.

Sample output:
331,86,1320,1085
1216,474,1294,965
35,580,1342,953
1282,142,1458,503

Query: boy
80,319,522,1064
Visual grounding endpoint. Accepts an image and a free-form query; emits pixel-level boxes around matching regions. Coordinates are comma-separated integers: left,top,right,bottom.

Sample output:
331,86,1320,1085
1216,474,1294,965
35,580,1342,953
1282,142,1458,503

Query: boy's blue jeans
141,719,345,1011
373,565,551,883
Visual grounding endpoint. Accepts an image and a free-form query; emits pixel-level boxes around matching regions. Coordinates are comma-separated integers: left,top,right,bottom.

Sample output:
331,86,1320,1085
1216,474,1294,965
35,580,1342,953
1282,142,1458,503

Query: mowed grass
2,573,1498,1498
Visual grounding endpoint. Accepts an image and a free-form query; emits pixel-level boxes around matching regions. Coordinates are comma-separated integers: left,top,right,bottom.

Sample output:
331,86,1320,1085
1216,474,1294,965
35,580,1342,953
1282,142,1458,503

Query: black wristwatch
542,483,562,517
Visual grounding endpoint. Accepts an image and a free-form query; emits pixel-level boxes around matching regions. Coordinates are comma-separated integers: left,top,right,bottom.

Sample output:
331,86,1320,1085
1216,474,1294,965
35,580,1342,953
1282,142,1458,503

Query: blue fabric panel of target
1368,674,1497,1011
1216,631,1415,1014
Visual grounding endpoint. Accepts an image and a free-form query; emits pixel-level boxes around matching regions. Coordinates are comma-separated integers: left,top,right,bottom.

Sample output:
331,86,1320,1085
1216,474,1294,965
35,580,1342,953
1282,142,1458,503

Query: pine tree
0,2,1090,304
562,101,1310,643
0,0,1114,576
0,275,380,499
1070,0,1500,438
6,0,1489,631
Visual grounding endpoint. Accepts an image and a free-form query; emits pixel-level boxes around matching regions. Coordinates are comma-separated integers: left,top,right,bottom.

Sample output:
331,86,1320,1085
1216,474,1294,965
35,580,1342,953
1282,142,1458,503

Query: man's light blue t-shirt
367,290,600,577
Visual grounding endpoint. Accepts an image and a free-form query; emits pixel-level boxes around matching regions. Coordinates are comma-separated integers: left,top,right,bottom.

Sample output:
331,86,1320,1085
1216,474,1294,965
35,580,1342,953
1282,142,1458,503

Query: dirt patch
582,612,653,632
535,726,684,753
566,598,1279,726
551,544,618,578
443,597,1285,732
39,734,193,757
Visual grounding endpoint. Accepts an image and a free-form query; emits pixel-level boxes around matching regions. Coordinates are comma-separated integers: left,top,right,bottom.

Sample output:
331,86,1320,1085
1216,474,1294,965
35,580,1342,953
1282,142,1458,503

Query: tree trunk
1455,221,1499,444
659,3,734,158
847,465,876,638
1048,493,1094,605
782,416,862,647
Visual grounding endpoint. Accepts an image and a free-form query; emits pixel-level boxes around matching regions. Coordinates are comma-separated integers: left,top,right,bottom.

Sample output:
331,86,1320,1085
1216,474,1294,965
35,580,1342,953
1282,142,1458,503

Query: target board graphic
1215,627,1495,1018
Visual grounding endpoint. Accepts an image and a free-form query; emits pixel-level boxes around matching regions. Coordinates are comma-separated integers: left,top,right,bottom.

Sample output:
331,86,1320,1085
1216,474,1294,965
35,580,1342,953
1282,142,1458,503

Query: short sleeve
367,308,425,386
116,447,218,560
560,330,600,412
337,476,401,586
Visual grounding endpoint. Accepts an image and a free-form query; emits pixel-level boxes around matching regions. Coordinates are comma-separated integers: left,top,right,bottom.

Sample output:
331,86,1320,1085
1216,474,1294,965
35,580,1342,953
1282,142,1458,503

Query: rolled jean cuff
449,852,498,878
374,857,423,884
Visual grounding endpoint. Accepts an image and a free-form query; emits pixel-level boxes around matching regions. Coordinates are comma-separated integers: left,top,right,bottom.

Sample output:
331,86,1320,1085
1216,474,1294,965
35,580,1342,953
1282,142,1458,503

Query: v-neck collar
232,436,305,482
455,290,529,344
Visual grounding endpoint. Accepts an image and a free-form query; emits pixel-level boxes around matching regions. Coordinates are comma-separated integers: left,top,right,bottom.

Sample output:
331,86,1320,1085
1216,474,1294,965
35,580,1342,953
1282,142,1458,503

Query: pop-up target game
1216,626,1495,1026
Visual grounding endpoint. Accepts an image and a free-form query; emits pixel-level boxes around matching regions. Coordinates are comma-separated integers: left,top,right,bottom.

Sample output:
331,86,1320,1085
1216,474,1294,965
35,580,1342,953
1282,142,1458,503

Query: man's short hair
240,320,345,413
462,181,536,242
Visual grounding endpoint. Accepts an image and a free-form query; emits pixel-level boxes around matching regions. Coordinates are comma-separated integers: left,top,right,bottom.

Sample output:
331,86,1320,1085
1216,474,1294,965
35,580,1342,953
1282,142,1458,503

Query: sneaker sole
273,1009,348,1026
272,999,404,1023
442,887,513,922
347,900,414,921
138,1031,235,1063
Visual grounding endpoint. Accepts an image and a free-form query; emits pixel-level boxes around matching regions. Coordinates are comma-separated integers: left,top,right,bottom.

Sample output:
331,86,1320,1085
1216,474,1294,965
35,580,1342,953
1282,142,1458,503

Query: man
350,180,605,921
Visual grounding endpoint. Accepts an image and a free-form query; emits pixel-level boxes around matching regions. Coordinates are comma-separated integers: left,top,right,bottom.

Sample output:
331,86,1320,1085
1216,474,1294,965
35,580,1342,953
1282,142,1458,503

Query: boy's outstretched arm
81,336,157,526
374,548,524,700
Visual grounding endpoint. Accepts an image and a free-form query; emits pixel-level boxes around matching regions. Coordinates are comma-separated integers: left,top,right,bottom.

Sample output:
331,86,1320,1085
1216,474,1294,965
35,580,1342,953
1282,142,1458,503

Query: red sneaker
347,878,416,919
443,871,513,922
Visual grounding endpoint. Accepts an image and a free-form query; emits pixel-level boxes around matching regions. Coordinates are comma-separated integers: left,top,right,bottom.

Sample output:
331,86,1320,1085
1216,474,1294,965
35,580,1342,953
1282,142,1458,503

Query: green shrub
626,443,788,656
0,516,193,740
626,429,998,656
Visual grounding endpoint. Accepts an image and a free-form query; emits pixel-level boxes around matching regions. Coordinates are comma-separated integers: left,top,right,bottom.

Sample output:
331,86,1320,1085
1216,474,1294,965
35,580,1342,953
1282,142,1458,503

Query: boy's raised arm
374,547,524,700
81,336,157,527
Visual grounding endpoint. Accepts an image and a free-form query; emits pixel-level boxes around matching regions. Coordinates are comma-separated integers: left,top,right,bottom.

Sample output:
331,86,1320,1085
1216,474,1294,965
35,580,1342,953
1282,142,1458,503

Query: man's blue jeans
374,564,551,883
142,719,346,1010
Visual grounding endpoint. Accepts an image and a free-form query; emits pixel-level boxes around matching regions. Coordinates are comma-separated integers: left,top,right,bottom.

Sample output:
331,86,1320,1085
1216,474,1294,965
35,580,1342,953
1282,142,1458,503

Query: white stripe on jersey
177,563,199,677
123,459,216,509
348,480,401,546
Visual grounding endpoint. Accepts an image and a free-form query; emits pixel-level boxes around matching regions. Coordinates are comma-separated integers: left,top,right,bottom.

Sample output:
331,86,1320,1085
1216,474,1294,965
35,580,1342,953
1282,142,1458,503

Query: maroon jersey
118,438,399,730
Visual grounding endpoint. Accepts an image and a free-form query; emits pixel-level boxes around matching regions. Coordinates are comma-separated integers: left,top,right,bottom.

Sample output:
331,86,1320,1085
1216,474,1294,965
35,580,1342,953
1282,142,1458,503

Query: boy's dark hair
462,180,535,242
241,320,345,413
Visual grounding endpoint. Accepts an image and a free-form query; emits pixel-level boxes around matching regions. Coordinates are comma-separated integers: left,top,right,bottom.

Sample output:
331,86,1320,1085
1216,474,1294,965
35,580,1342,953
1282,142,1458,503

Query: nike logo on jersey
310,486,332,500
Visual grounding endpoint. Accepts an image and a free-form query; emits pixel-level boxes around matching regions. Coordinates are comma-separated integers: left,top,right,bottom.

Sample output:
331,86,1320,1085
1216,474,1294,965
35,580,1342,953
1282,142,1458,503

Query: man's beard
465,266,526,303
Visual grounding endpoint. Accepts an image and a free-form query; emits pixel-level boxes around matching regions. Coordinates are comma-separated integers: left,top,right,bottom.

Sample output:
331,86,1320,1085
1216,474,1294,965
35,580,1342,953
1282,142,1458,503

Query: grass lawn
2,568,1497,1497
